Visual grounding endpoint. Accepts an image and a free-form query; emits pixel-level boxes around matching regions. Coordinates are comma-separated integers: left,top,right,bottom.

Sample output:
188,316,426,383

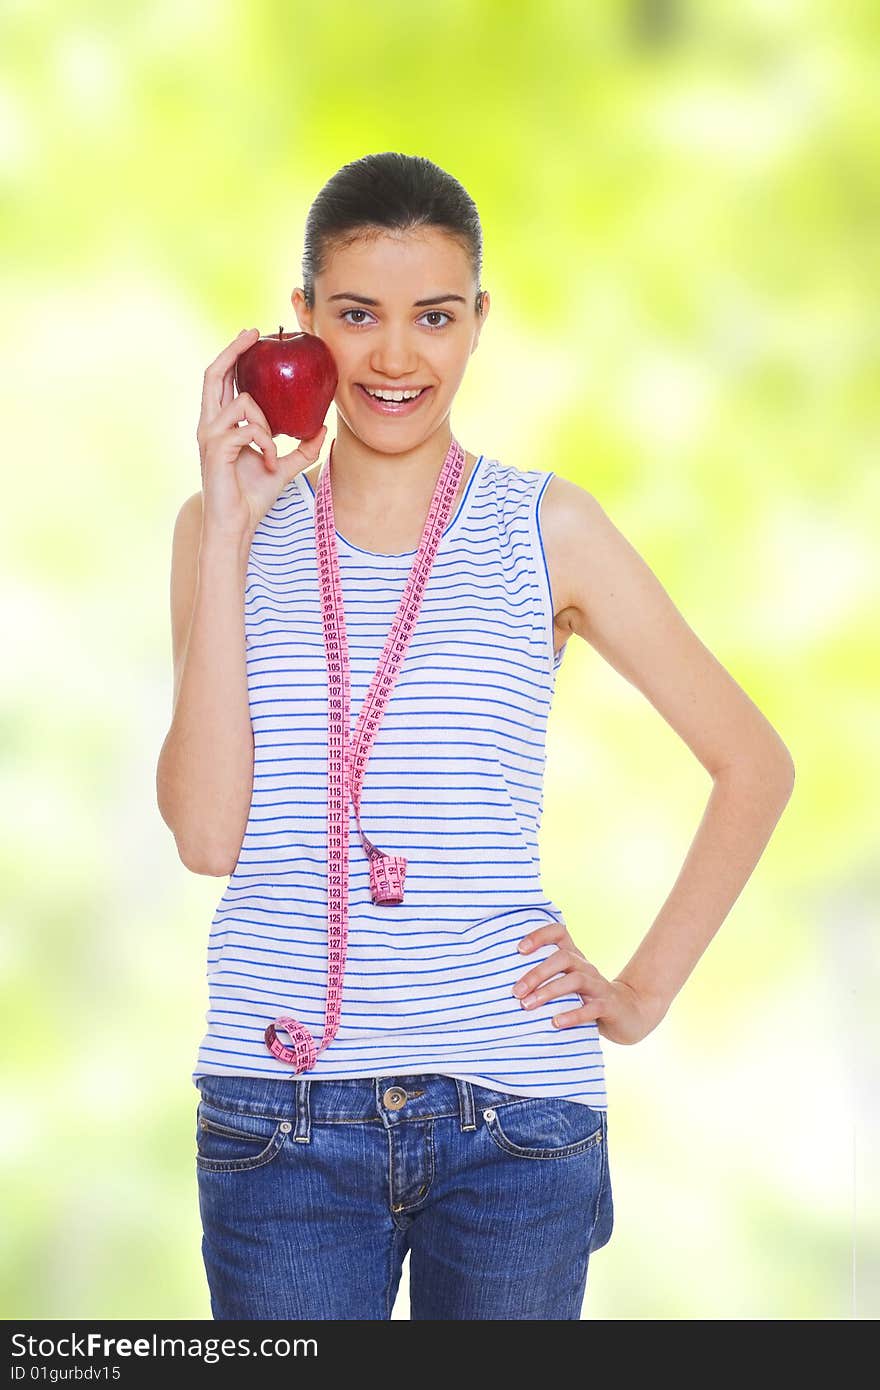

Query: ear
471,289,490,352
290,287,312,333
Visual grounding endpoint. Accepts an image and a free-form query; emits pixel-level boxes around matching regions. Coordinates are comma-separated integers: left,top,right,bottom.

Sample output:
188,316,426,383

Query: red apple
234,326,338,438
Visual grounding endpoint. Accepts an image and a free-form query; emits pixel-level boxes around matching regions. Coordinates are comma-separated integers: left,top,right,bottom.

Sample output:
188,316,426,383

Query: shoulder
169,490,204,594
536,471,606,571
486,459,599,524
535,471,631,627
167,491,204,709
173,489,204,537
478,457,553,512
538,471,601,533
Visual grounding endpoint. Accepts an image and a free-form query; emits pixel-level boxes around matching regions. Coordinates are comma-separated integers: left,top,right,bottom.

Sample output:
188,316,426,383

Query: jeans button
383,1087,408,1110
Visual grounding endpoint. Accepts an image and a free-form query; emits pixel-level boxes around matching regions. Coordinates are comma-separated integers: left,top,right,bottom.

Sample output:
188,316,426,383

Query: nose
369,324,421,379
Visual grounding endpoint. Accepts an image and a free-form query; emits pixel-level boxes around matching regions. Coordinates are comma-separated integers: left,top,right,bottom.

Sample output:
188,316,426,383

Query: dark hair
301,152,485,317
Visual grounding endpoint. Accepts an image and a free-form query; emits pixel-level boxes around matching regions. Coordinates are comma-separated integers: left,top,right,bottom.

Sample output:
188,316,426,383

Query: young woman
157,152,795,1321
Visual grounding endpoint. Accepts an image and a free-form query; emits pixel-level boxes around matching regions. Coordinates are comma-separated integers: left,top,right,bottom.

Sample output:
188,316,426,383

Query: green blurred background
2,0,877,1320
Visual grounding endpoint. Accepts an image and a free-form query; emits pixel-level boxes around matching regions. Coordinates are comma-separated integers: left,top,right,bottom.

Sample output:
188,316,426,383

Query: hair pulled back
301,152,485,317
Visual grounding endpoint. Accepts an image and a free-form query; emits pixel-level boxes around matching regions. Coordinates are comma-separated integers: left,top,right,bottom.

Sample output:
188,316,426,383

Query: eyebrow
327,291,468,307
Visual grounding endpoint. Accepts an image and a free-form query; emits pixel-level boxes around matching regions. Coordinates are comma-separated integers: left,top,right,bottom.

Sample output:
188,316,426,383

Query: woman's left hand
514,919,666,1046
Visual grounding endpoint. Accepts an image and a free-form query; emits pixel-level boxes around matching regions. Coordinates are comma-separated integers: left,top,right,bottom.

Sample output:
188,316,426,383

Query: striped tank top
192,452,608,1110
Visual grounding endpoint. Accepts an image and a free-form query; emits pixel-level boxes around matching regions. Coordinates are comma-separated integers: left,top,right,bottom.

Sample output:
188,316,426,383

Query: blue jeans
195,1072,614,1320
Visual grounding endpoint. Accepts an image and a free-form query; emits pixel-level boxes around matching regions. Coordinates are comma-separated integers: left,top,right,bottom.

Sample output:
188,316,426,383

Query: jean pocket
480,1097,606,1161
195,1098,289,1173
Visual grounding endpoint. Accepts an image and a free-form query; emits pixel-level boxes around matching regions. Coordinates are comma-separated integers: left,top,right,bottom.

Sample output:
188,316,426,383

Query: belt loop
455,1077,477,1131
294,1078,312,1143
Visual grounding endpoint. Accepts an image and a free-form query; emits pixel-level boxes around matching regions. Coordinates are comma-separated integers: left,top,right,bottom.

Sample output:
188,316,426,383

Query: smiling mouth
355,383,434,412
358,384,430,398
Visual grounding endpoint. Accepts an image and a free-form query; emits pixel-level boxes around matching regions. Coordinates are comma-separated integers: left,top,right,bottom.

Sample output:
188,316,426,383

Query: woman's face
291,227,488,450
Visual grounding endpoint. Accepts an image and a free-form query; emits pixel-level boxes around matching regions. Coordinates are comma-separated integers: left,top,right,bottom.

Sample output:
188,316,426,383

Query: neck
325,426,456,515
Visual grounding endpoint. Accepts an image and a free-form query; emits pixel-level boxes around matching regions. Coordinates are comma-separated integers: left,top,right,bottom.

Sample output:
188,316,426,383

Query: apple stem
278,325,283,338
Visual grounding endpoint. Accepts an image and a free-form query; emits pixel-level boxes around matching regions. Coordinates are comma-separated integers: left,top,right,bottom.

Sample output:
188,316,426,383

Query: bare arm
155,327,327,877
533,475,795,1037
155,493,255,875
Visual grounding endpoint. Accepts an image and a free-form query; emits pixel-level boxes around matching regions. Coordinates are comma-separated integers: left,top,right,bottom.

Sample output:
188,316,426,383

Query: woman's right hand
196,327,328,541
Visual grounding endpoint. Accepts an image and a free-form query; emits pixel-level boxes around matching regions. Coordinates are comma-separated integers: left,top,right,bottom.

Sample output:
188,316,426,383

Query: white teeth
363,386,425,402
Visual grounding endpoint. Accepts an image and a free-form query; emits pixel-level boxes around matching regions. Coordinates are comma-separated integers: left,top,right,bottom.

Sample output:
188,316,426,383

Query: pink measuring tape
264,436,466,1073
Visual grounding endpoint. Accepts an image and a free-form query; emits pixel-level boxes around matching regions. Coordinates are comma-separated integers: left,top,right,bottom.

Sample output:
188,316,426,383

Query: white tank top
192,453,608,1109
